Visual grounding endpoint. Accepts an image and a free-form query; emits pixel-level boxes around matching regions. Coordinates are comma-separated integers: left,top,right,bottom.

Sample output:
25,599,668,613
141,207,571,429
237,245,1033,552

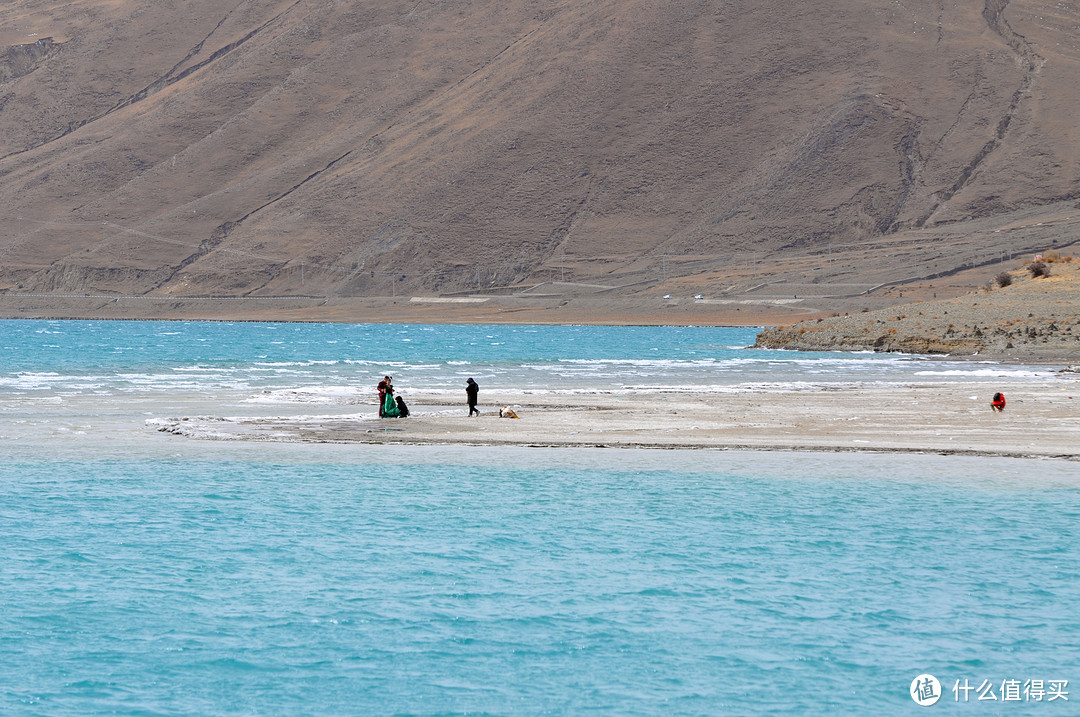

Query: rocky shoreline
755,257,1080,362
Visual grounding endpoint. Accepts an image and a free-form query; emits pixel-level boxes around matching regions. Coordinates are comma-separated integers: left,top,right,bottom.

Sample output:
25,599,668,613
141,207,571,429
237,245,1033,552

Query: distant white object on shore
409,297,489,303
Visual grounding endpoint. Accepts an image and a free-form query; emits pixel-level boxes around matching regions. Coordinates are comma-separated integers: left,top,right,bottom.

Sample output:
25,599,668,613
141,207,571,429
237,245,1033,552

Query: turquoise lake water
1,321,1077,714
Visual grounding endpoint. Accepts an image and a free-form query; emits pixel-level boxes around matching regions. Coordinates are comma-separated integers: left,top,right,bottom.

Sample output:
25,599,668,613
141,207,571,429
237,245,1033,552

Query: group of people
376,375,481,418
379,378,1007,419
376,376,409,418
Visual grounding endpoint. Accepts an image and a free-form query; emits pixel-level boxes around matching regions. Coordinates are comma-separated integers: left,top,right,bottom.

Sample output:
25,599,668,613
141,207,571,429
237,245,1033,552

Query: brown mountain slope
1,0,1078,316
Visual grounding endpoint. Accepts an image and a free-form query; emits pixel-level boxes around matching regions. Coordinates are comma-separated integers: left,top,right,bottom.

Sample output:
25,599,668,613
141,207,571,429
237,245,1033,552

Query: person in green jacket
382,389,401,417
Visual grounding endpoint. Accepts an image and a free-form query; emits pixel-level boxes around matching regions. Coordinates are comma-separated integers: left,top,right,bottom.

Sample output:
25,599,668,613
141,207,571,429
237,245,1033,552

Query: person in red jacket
991,392,1006,412
377,376,393,417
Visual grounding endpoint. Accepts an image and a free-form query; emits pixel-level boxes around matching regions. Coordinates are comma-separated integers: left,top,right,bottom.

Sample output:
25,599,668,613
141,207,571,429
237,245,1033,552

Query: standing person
377,376,393,417
380,376,401,418
466,378,479,416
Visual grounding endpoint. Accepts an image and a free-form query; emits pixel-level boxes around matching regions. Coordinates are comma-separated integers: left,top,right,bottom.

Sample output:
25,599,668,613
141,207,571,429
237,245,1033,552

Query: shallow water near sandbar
3,446,1079,715
1,321,1077,714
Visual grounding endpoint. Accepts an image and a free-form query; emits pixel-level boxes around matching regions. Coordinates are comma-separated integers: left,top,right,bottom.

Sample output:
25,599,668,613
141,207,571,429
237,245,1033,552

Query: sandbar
154,377,1080,459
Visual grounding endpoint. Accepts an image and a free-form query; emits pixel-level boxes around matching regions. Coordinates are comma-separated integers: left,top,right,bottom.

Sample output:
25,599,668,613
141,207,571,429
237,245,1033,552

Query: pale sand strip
156,379,1080,459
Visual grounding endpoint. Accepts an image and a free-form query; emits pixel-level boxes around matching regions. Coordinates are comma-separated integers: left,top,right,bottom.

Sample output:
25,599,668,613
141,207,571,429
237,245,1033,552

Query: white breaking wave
556,358,721,366
252,360,341,367
246,386,364,404
914,368,1048,378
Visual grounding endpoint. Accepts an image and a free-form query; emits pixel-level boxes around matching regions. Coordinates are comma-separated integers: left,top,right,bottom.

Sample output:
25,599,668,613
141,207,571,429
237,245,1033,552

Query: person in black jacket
466,378,479,416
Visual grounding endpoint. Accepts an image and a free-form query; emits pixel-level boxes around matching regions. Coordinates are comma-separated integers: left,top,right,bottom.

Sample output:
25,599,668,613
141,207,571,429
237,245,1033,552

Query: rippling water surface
1,321,1076,715
0,320,1056,401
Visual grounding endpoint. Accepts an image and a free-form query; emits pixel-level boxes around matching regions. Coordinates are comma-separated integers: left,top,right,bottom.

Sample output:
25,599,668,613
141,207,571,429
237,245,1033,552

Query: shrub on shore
995,272,1013,287
1043,251,1073,263
1029,262,1050,278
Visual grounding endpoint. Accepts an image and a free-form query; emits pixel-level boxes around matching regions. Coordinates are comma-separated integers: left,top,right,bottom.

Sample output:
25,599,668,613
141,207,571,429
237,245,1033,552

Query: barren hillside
1,0,1078,319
